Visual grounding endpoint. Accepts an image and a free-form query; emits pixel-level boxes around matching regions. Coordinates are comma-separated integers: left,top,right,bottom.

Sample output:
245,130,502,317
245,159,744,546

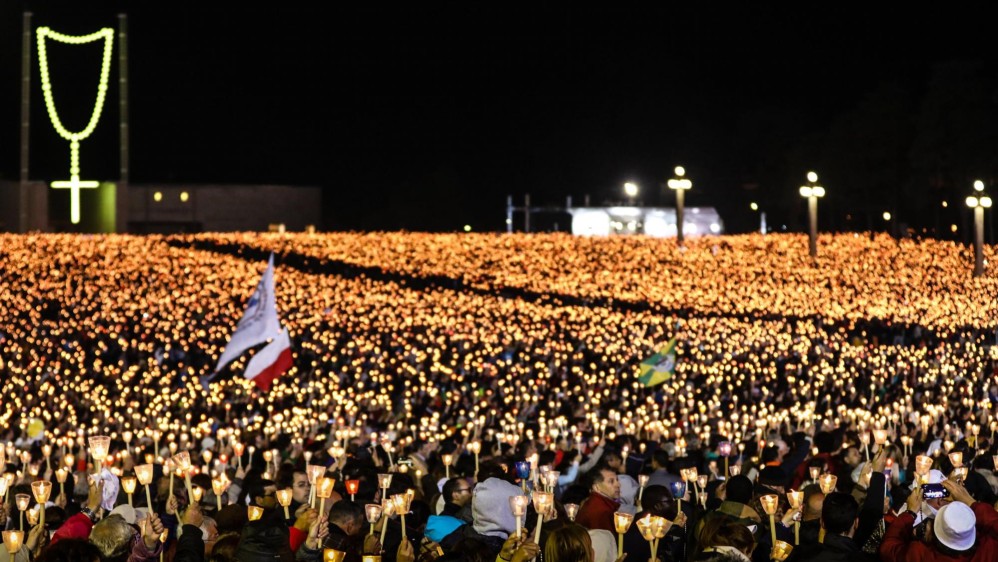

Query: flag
206,254,282,383
243,328,293,392
637,337,678,387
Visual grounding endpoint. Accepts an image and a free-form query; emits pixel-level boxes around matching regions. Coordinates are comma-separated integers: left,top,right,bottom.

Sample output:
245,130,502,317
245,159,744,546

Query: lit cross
51,175,99,224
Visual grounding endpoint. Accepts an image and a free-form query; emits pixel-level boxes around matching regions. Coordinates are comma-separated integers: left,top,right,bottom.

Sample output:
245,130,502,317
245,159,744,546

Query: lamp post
623,182,639,205
667,166,692,245
966,180,992,277
751,202,766,235
798,172,825,257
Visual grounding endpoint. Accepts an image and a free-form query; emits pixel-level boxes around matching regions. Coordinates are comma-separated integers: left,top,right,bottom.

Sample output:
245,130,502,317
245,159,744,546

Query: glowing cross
51,176,99,224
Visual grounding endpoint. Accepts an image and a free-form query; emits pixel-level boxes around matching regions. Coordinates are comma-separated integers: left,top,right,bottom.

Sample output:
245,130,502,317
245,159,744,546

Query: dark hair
700,518,755,554
35,538,102,562
442,478,465,504
207,533,241,562
246,478,275,506
725,475,754,505
329,499,365,527
821,492,859,535
544,523,591,562
652,450,669,468
761,446,780,464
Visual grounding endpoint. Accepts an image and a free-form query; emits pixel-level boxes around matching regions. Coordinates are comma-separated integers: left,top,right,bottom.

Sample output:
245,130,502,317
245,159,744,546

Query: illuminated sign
37,26,114,224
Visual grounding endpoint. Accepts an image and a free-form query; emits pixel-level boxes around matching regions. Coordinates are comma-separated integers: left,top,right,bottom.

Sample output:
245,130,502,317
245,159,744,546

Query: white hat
934,502,976,551
109,504,136,525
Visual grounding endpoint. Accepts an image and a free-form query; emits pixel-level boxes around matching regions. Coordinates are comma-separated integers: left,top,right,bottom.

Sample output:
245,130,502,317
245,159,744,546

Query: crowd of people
0,232,997,561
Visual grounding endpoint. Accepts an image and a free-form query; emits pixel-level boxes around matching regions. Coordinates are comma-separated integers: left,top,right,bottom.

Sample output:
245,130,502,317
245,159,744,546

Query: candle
613,511,634,558
30,481,51,529
508,495,529,538
760,494,779,546
787,490,803,545
316,476,336,517
467,441,481,478
121,476,137,507
914,455,933,476
772,540,793,561
346,479,360,502
135,463,155,515
248,506,263,521
393,492,413,540
15,494,29,531
563,503,579,521
2,530,24,555
818,474,837,495
277,488,293,519
212,476,230,511
948,451,963,468
172,452,194,500
89,435,111,472
365,503,384,536
532,491,554,557
323,550,347,562
379,499,394,540
442,454,453,480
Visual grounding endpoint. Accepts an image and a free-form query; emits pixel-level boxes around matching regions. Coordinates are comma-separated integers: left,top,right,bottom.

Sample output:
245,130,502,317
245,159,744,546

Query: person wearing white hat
881,478,998,561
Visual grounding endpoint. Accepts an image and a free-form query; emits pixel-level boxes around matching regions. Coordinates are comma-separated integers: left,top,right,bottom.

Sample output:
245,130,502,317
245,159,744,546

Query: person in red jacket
576,465,621,533
880,478,998,561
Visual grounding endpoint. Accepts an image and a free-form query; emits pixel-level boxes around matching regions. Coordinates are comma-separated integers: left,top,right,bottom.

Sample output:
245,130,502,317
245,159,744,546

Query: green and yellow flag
637,337,677,387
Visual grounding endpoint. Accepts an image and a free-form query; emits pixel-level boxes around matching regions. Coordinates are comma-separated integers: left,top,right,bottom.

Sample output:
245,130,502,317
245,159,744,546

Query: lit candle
365,503,383,536
2,530,24,555
787,490,803,545
760,494,779,547
30,481,51,529
277,488,293,519
248,506,263,521
346,479,360,502
771,540,793,561
121,476,137,507
613,511,634,558
563,503,579,522
508,495,529,538
15,494,30,531
135,463,155,515
316,476,336,517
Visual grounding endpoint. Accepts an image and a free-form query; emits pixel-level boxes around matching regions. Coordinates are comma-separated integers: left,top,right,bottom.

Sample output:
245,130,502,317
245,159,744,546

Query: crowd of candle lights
0,232,997,561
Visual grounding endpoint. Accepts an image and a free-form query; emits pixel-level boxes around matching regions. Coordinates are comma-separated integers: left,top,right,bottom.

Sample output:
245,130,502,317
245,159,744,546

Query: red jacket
50,512,94,545
880,502,998,562
576,492,621,533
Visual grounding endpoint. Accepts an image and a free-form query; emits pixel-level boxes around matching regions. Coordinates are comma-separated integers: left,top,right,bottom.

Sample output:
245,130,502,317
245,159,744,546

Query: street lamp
798,171,825,257
623,182,639,204
667,166,692,245
750,202,766,235
966,180,992,277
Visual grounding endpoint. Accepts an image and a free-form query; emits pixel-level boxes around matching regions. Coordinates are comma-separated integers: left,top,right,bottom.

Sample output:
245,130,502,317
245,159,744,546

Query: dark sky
1,3,996,232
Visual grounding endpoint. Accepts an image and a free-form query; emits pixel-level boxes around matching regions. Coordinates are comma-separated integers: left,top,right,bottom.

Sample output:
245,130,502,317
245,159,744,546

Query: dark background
2,3,998,235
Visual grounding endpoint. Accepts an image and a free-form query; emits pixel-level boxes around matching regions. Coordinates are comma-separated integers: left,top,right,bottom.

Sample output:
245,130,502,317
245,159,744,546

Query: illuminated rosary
36,26,114,224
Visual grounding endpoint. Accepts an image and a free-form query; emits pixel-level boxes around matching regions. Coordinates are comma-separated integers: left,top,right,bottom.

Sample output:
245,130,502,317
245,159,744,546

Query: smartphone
921,483,949,500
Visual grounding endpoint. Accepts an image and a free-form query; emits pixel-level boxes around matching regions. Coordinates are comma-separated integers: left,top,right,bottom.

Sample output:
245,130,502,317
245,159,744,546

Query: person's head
443,478,473,507
758,466,786,492
34,538,102,562
590,467,620,500
201,516,220,556
88,514,136,560
290,470,310,505
603,451,622,471
207,533,241,562
701,519,755,557
328,500,365,537
933,502,977,554
724,475,753,505
651,450,669,471
761,446,780,464
821,492,859,537
544,523,593,562
842,446,862,467
802,484,824,521
638,485,675,518
247,478,277,509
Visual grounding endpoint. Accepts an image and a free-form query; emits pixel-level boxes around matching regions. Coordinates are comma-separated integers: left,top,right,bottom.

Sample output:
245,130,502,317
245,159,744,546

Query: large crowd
0,232,997,562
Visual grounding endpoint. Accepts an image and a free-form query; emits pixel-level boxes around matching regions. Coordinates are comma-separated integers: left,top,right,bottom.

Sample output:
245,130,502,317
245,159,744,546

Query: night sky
2,4,997,233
